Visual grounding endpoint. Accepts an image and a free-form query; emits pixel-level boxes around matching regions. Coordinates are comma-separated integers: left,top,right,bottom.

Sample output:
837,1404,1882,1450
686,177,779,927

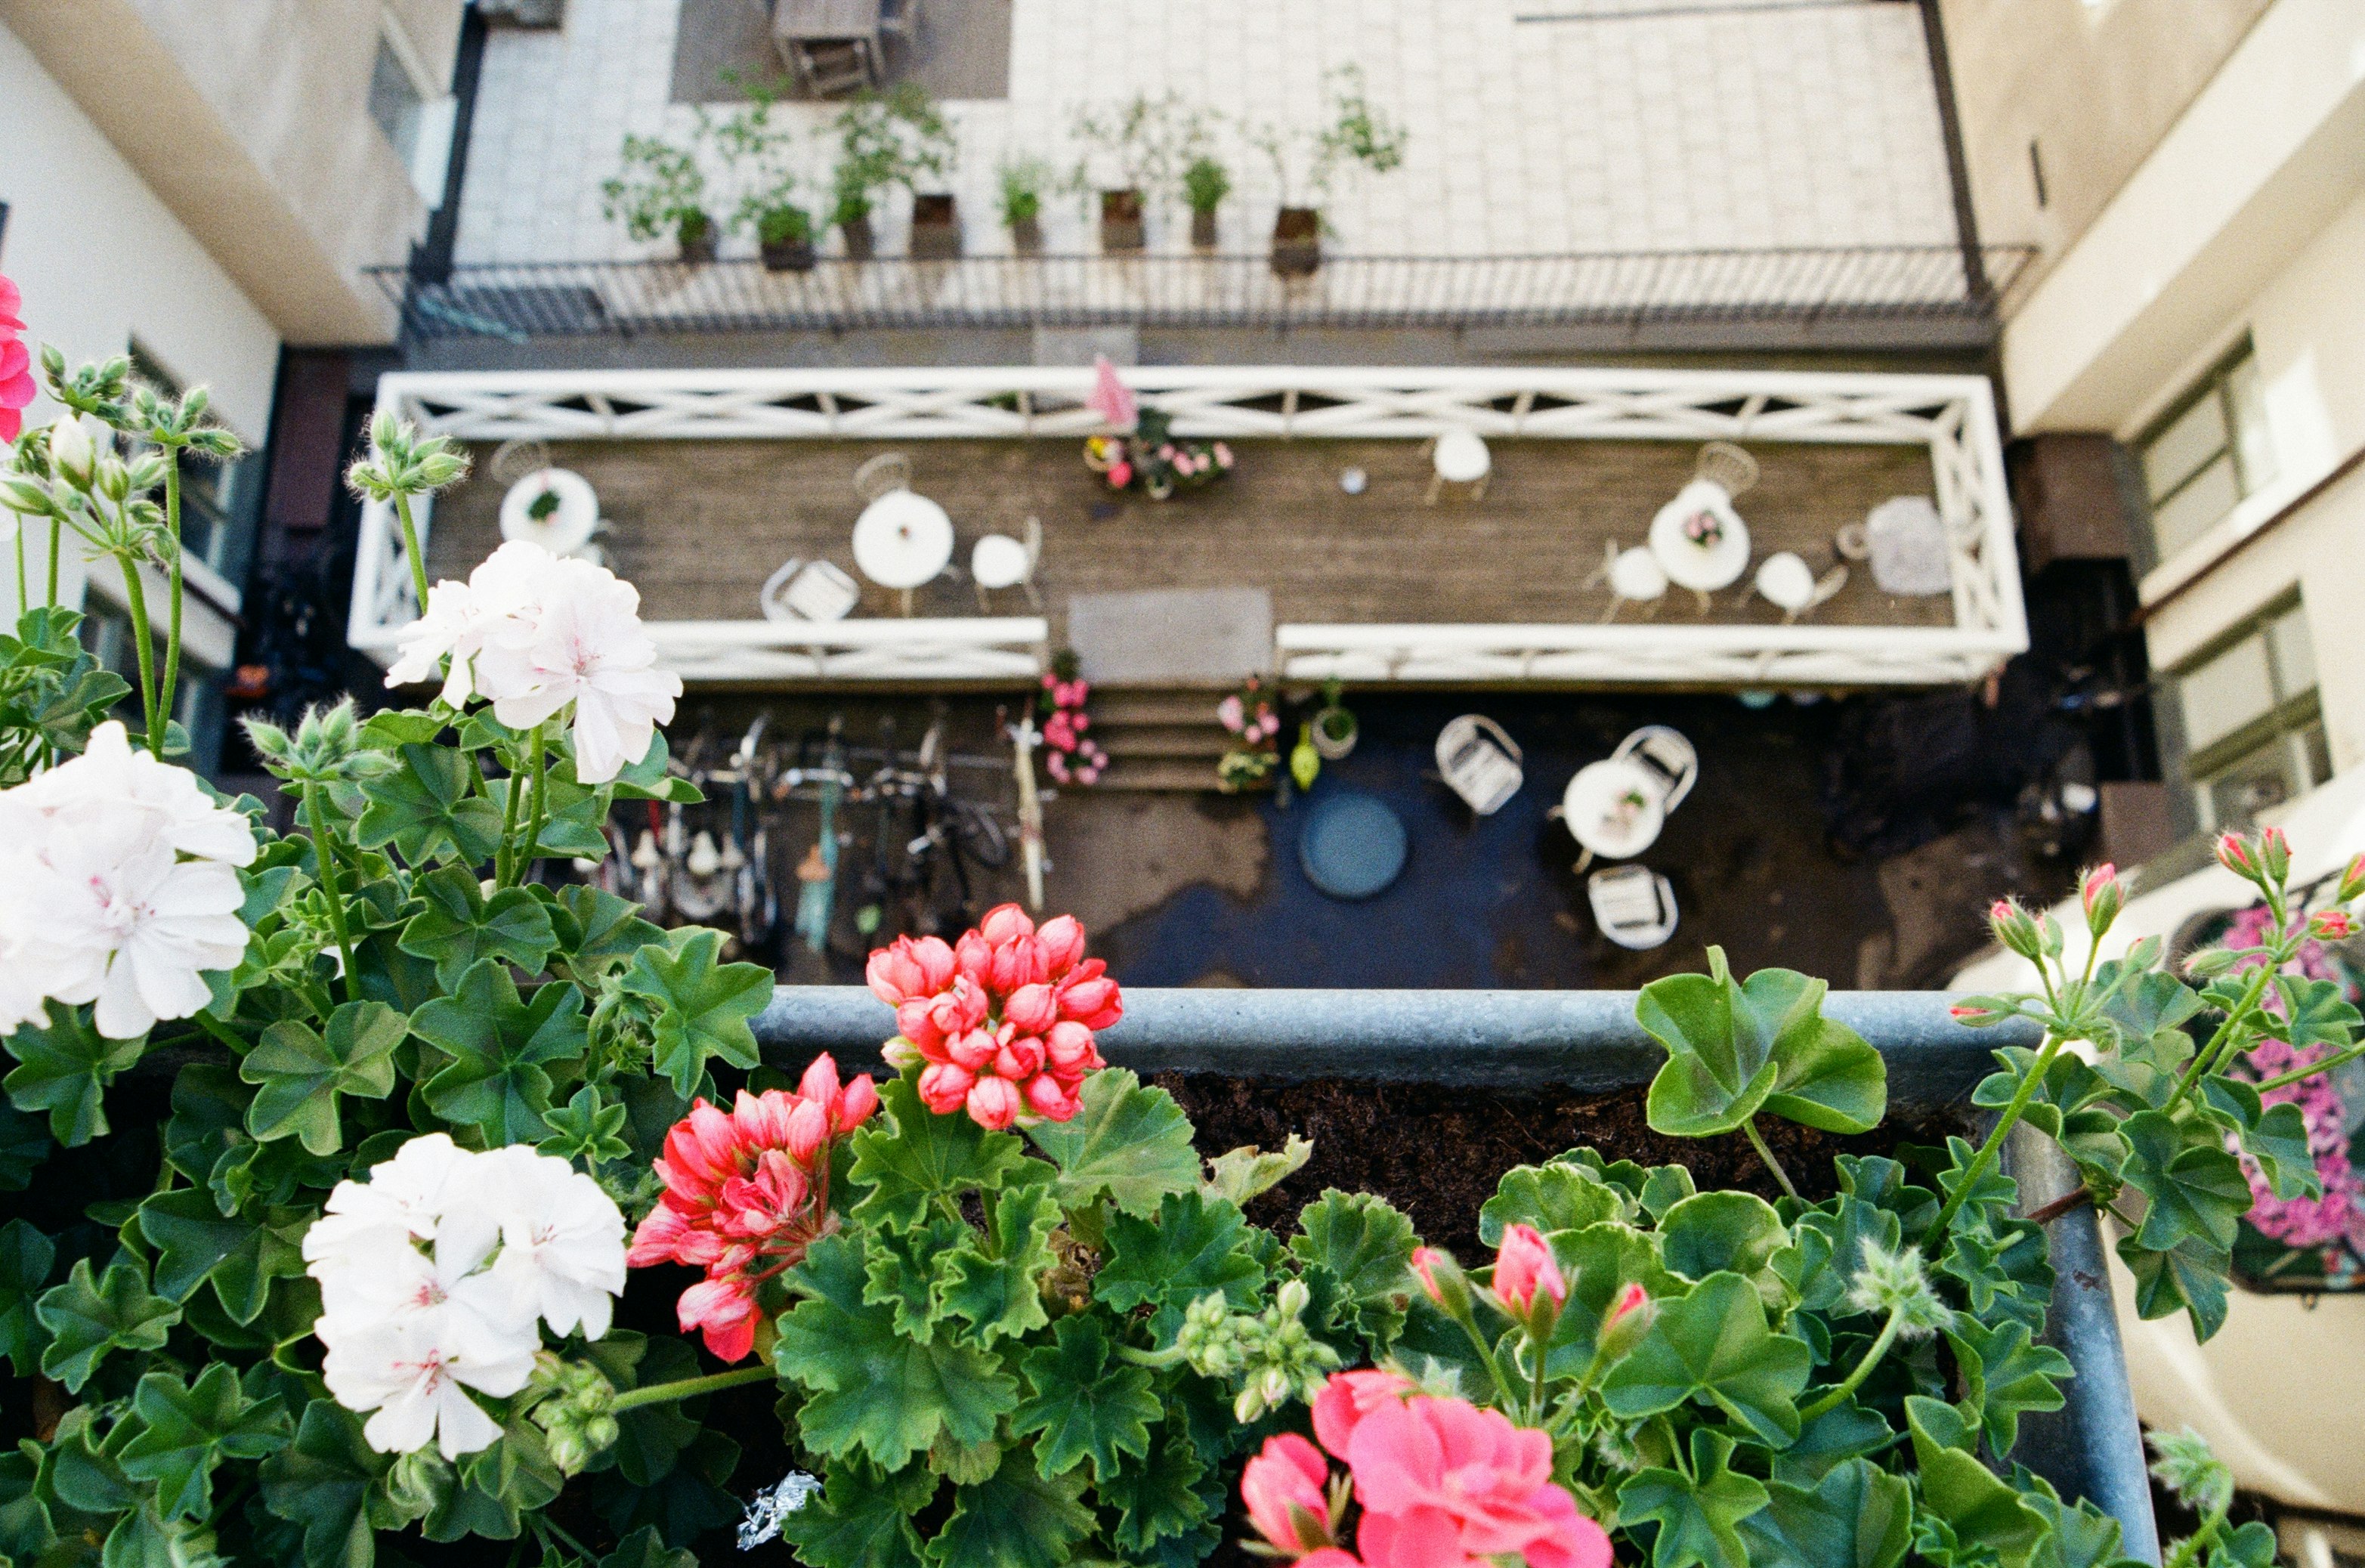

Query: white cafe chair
1425,430,1492,505
1588,864,1678,951
972,515,1043,611
759,558,862,623
1585,540,1668,622
1436,714,1523,815
852,451,914,503
1611,725,1698,813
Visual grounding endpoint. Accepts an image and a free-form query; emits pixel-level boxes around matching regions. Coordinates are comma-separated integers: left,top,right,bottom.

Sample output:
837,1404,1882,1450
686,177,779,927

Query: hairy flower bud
48,416,94,485
2079,863,2123,938
2215,831,2260,885
2309,909,2354,942
1410,1245,1474,1320
1595,1281,1656,1365
2184,945,2240,979
1989,898,2043,960
2337,852,2365,906
2259,826,2291,885
1844,1238,1953,1338
1947,996,2014,1026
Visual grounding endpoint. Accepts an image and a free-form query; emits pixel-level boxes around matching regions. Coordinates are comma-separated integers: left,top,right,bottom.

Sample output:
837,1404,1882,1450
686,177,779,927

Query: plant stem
2167,959,2279,1114
45,517,59,608
114,546,162,755
1446,1300,1516,1407
393,492,432,614
304,781,359,999
535,1515,598,1563
607,1365,774,1412
2024,1188,2094,1227
1739,1118,1798,1201
516,721,551,883
157,456,184,747
1798,1309,1904,1422
13,527,23,617
494,746,527,887
2252,1037,2365,1095
2164,1495,2232,1568
1928,1031,2064,1249
1527,1330,1552,1424
1118,1342,1189,1371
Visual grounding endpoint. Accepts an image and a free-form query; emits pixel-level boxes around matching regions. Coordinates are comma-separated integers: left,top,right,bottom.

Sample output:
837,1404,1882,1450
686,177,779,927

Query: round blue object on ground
1299,790,1408,900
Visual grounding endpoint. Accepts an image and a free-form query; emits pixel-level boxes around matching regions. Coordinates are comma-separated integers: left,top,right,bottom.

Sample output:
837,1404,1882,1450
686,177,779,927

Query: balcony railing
368,245,2036,349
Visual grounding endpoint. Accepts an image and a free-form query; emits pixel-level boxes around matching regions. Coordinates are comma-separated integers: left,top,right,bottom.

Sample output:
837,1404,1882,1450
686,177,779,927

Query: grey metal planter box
754,986,2162,1565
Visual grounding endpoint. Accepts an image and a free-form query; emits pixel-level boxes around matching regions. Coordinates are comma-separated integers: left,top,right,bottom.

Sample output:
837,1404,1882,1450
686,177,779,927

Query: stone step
1069,757,1223,792
1095,725,1233,759
1086,689,1228,728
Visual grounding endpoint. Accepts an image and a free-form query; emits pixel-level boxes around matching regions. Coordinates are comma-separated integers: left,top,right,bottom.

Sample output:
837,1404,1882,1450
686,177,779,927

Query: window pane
2179,633,2275,751
2224,354,2278,496
2267,605,2317,698
2299,722,2332,789
2144,390,2229,503
2203,740,2302,830
2149,453,2242,557
369,40,423,163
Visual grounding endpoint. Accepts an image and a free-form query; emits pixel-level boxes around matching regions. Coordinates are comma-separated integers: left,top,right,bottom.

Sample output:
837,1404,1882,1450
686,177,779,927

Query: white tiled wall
453,0,1959,264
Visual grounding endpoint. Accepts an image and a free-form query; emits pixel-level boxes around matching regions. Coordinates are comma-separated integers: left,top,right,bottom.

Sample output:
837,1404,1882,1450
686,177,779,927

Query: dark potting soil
1158,1074,1966,1259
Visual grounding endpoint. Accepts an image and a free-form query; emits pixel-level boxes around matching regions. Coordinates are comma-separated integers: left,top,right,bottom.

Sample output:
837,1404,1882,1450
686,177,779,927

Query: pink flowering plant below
0,271,2349,1568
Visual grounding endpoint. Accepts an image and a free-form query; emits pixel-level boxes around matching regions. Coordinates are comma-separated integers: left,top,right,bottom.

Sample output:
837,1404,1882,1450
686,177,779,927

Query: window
2137,342,2277,561
366,23,456,205
369,36,428,168
2171,598,2329,831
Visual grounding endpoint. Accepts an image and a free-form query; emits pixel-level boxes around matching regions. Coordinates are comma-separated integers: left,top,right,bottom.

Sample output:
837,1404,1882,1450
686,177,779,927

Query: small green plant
997,154,1052,228
831,82,955,227
715,84,809,247
1250,66,1409,211
600,131,712,249
1182,153,1230,216
1068,93,1213,215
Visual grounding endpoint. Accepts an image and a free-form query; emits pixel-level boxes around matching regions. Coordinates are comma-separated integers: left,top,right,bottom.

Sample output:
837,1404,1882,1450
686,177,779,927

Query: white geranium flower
481,1146,628,1340
383,540,552,705
385,576,486,706
305,1132,478,1264
476,557,680,784
321,1311,538,1459
21,822,247,1038
4,721,258,867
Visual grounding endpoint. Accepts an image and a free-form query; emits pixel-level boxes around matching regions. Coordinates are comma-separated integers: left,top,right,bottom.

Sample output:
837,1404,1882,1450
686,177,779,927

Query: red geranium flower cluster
866,904,1119,1129
625,1054,878,1362
1241,1371,1611,1568
0,275,32,445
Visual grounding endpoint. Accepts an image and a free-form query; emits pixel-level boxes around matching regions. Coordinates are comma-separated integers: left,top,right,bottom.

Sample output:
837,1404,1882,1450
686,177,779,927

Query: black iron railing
367,245,2036,347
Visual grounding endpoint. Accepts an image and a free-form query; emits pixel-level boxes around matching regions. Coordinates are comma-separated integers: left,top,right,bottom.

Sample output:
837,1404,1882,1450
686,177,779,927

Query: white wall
0,20,276,642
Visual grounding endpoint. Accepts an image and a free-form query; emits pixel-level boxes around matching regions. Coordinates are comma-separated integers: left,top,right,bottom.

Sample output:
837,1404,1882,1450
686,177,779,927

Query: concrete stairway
1074,690,1229,792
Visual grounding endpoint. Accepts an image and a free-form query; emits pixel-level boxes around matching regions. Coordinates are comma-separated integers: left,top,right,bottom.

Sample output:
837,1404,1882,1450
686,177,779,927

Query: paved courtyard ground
457,0,1960,267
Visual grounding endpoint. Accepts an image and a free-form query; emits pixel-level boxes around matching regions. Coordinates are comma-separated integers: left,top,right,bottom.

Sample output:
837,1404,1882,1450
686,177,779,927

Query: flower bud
2338,853,2365,906
2184,945,2240,979
1844,1238,1954,1338
48,416,94,485
2216,831,2260,884
1489,1223,1566,1339
1989,898,2043,960
1410,1246,1473,1320
2259,826,2291,885
1595,1281,1656,1364
2310,909,2354,942
2079,863,2123,937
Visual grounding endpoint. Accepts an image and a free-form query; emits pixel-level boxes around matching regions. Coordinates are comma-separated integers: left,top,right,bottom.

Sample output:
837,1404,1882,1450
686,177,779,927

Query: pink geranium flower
867,908,1117,1130
1346,1396,1611,1568
1490,1223,1566,1319
1241,1433,1337,1554
625,1056,878,1361
0,275,32,444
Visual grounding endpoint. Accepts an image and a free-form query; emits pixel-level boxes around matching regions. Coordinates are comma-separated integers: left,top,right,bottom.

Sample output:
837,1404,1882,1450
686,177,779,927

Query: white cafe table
499,469,600,557
1560,758,1666,862
852,488,955,615
1648,478,1752,611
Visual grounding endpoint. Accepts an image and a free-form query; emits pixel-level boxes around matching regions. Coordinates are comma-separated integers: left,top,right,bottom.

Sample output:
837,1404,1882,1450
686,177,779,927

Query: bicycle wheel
949,801,1011,869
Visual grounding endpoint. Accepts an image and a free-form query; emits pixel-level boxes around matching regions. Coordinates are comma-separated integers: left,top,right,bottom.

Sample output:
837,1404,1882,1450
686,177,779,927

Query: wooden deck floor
427,436,1951,641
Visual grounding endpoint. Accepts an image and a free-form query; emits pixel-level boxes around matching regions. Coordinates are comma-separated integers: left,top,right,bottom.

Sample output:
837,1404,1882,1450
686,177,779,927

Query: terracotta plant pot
1010,214,1043,255
910,193,961,260
1101,188,1145,254
1190,208,1219,249
839,214,875,261
760,236,817,272
1271,207,1320,277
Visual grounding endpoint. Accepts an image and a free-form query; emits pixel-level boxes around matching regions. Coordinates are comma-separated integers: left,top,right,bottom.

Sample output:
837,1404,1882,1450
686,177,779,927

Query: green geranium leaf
1009,1316,1158,1484
259,1400,391,1568
2273,976,2363,1053
1779,1195,1902,1316
1102,1423,1210,1554
1736,1457,1912,1568
778,1458,933,1568
1204,1133,1313,1208
1096,1190,1267,1316
849,1072,1029,1232
5,1009,145,1146
1291,1188,1419,1348
0,1101,49,1188
1946,1317,2071,1458
2200,1078,2318,1202
1906,1396,2047,1568
1777,1399,1898,1484
1025,1068,1201,1218
355,742,504,868
119,1364,290,1520
2015,1464,2135,1568
1640,948,1885,1137
1657,1191,1788,1285
1618,1428,1772,1568
539,1084,633,1170
240,1000,406,1155
162,1063,251,1214
862,1216,968,1343
2208,1520,2280,1568
1540,1222,1680,1377
601,1525,700,1568
927,1441,1094,1568
35,1255,180,1393
618,927,768,1095
137,1188,306,1324
0,1217,56,1376
1974,1049,2133,1191
2119,1232,2231,1342
775,1234,1019,1470
552,885,665,980
1601,1270,1812,1444
941,1172,1061,1347
413,960,588,1145
396,864,558,989
1479,1160,1630,1244
2122,1110,2251,1257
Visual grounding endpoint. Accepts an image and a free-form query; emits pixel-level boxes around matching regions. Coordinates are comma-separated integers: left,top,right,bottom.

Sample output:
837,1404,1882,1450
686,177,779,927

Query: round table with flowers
1647,478,1752,610
852,488,955,615
1560,759,1665,862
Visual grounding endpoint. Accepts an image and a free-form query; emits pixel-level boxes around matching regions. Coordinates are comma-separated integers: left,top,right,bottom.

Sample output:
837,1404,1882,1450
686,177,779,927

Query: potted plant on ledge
832,82,956,261
910,192,962,259
1071,92,1204,254
602,130,716,262
1252,66,1408,277
1183,153,1229,249
719,88,814,271
999,155,1050,254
